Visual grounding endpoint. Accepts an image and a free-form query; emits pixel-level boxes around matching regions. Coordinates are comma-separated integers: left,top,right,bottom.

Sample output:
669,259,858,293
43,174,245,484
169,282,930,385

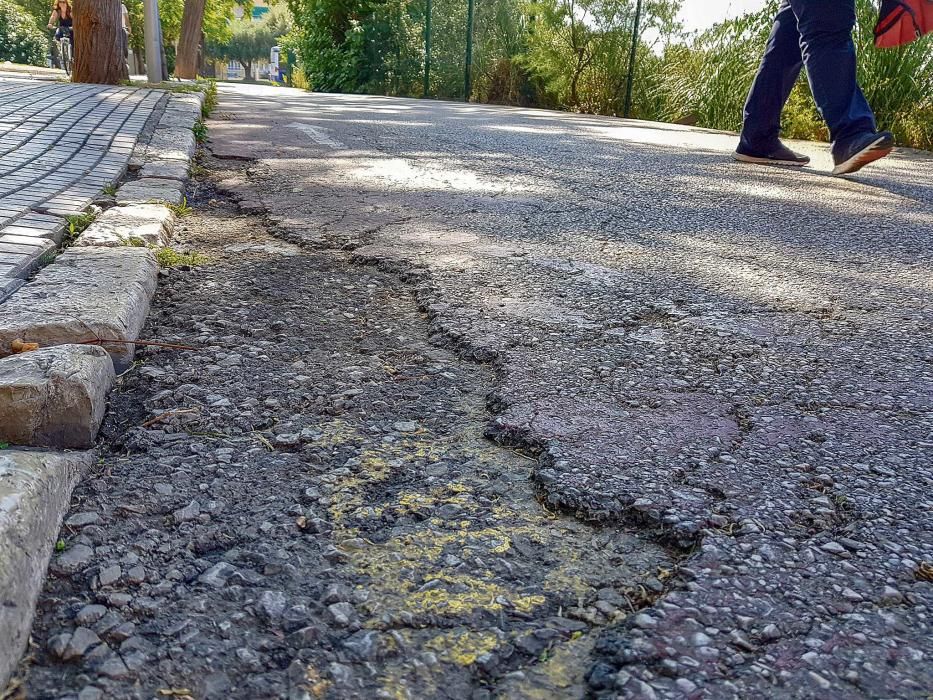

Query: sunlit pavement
208,84,932,699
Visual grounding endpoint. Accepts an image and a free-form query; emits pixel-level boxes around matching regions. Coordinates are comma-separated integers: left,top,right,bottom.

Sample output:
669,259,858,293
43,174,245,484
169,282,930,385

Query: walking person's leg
791,0,893,174
736,0,810,165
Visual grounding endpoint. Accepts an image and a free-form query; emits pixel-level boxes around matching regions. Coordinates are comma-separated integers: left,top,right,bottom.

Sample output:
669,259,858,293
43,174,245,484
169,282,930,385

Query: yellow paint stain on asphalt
311,418,668,694
426,630,502,666
494,635,595,700
408,573,545,616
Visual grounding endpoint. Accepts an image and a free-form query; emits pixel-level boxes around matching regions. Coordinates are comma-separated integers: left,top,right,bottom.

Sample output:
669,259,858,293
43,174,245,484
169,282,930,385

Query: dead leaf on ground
917,562,933,582
10,339,39,353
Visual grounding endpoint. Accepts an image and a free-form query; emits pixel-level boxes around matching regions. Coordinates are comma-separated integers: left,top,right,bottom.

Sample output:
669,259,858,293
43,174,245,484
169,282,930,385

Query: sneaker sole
832,136,894,176
733,152,809,167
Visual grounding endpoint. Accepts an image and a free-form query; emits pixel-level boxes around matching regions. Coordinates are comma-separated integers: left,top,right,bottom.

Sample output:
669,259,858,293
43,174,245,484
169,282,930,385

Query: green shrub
0,0,47,65
285,0,933,150
199,78,218,118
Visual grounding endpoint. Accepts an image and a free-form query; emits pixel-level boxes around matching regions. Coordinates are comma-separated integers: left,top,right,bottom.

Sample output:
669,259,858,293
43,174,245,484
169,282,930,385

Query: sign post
144,0,162,83
464,0,475,102
423,0,433,97
623,0,642,118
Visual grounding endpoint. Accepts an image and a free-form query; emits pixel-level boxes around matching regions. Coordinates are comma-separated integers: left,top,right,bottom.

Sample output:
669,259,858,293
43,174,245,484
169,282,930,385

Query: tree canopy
1,0,46,65
206,4,291,80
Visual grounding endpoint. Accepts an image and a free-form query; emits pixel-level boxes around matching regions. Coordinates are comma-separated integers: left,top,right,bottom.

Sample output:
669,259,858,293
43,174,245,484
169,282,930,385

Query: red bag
875,0,933,48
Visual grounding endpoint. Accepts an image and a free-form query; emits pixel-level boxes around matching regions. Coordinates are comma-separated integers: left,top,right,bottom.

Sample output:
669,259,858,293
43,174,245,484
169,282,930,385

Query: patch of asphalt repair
15,151,676,700
202,85,933,699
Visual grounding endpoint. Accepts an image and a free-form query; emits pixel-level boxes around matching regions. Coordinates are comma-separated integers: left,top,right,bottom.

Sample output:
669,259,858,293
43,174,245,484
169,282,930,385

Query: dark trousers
739,0,876,158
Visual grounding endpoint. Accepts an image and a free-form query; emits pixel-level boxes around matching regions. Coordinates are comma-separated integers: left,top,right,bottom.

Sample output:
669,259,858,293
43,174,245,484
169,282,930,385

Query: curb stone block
0,345,115,449
158,104,200,130
0,277,24,304
116,178,184,207
0,246,159,372
139,160,188,182
0,448,94,689
77,204,175,248
146,127,197,162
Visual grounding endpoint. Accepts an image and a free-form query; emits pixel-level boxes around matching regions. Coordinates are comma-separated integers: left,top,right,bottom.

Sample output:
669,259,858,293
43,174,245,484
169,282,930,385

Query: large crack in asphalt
17,153,678,700
205,103,932,699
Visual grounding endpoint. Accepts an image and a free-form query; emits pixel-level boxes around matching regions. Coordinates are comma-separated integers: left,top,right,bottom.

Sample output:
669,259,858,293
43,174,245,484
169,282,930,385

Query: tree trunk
197,31,208,76
73,0,128,84
242,60,253,82
175,0,206,79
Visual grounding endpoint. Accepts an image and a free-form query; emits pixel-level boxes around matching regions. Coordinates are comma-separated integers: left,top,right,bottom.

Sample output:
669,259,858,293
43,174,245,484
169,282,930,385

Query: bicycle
57,28,73,76
49,26,73,75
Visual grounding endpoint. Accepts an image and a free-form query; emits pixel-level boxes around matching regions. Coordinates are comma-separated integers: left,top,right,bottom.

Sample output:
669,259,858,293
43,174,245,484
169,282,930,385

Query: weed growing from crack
63,211,97,245
193,120,208,144
169,198,193,218
200,78,218,118
156,247,207,269
102,184,117,196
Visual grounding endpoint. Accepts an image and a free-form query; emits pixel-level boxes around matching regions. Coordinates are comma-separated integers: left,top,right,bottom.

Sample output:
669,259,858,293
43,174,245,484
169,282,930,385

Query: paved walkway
0,79,162,297
203,85,932,699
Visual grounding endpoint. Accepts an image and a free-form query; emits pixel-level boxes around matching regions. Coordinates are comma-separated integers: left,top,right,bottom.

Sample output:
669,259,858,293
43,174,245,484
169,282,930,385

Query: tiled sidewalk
0,79,162,299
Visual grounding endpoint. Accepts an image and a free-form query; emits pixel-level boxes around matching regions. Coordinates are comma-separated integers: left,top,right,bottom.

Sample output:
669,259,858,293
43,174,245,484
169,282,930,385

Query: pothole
20,151,680,700
195,154,681,698
316,402,677,699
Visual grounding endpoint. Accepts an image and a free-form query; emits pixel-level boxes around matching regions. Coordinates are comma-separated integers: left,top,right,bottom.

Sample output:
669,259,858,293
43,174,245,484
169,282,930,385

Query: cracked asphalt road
208,84,933,699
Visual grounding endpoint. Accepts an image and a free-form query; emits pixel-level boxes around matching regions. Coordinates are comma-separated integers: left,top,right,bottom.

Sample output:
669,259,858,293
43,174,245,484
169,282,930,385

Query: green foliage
122,0,247,64
169,197,194,217
0,0,47,65
286,0,933,149
193,119,208,142
207,3,291,80
650,4,776,130
66,211,96,236
11,0,48,30
156,246,207,268
201,78,218,117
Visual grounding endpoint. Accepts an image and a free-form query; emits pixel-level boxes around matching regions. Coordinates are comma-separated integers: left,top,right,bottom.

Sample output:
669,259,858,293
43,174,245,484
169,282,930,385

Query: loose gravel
15,156,673,700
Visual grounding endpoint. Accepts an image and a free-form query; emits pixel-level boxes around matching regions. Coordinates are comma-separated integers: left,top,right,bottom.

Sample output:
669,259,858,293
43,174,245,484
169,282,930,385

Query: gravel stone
62,627,101,660
51,544,94,576
74,605,107,626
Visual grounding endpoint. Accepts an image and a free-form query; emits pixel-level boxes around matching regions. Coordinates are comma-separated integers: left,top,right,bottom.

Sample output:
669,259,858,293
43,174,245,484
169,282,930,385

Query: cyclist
47,0,74,69
47,0,73,40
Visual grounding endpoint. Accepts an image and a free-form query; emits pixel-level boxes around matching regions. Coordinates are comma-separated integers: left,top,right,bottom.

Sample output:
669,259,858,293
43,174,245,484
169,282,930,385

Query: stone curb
115,177,185,207
0,86,205,692
0,448,95,688
0,246,160,373
0,345,116,449
77,204,175,248
106,91,202,248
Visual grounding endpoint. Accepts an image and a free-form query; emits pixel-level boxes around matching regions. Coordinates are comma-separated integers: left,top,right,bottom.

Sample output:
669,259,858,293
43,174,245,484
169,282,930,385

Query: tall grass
854,3,933,149
288,0,933,149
